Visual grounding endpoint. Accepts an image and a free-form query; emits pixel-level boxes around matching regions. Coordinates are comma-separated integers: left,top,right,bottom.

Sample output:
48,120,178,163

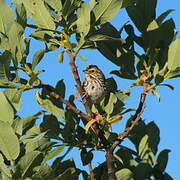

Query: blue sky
13,0,180,179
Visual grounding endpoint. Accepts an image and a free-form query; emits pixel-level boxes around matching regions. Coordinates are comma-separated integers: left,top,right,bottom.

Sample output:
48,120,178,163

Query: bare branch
41,84,91,121
110,82,148,152
106,149,117,180
66,50,94,117
66,49,110,147
88,163,96,180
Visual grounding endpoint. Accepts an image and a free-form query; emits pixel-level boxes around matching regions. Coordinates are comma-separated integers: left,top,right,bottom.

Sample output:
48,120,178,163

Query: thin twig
27,24,61,34
88,163,96,180
41,84,91,121
110,82,148,152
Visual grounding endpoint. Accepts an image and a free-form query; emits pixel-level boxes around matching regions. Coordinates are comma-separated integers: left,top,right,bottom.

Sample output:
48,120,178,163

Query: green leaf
0,121,20,161
12,116,23,135
16,151,43,179
111,70,137,80
25,132,51,152
126,0,157,33
8,21,25,63
0,91,14,123
62,0,81,19
158,84,174,90
44,0,62,12
16,2,27,28
147,20,159,31
33,164,53,179
92,0,123,25
89,34,125,43
164,67,180,79
43,146,65,163
104,93,117,114
21,111,45,134
156,9,174,25
155,149,170,172
0,51,11,84
32,49,47,70
0,154,11,178
147,121,160,154
54,167,80,180
168,38,180,71
0,0,14,34
55,79,66,99
23,0,56,31
40,98,65,120
40,114,60,138
4,88,22,112
138,135,148,157
115,168,133,180
134,163,152,179
76,2,90,37
80,149,93,166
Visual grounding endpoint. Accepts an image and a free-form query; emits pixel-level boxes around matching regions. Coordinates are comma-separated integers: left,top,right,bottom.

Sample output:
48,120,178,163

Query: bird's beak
83,69,88,73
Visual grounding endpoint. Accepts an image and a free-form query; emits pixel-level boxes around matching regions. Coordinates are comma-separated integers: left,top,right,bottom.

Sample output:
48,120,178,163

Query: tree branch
41,84,91,121
106,149,117,180
88,163,96,180
66,49,118,179
110,82,148,152
66,50,109,146
66,50,94,117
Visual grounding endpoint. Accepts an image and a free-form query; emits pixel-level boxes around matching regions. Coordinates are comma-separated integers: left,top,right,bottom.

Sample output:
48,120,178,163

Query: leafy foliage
0,0,178,179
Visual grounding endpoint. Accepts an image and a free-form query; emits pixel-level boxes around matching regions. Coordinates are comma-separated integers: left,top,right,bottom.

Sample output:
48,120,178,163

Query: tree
0,0,179,179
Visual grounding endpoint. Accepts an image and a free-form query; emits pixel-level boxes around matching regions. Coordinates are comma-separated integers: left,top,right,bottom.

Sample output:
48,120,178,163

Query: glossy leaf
16,2,27,28
43,146,65,163
32,49,47,70
62,0,81,19
0,121,20,161
138,135,148,157
147,121,160,154
92,0,123,25
16,151,43,178
76,2,90,37
8,21,25,63
164,67,180,79
89,34,124,42
104,93,117,115
0,51,11,83
168,38,180,71
33,164,53,179
155,149,170,172
40,114,60,137
40,98,65,120
25,132,51,152
23,0,56,31
115,168,133,180
0,91,14,123
80,149,93,166
0,0,14,34
156,9,174,25
0,154,11,178
134,163,152,179
4,88,22,113
45,0,62,12
126,0,157,33
21,111,45,134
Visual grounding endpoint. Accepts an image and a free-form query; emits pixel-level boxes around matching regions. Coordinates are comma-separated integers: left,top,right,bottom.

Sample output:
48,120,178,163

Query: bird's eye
91,70,95,72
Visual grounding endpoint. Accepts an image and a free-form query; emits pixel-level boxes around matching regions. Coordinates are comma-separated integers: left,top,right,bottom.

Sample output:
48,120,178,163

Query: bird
83,65,107,104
